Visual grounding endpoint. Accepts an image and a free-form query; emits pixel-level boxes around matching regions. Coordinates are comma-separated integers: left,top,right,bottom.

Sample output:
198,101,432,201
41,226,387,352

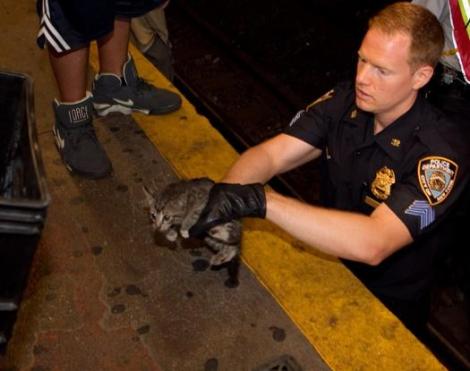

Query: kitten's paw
180,229,190,239
166,230,178,242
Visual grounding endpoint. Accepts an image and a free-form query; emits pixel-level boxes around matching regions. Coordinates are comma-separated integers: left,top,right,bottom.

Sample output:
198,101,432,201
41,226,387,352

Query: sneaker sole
149,102,182,115
93,103,135,116
93,102,181,117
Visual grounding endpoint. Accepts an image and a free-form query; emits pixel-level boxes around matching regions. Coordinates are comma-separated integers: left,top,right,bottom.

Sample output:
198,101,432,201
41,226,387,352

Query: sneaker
92,55,182,116
53,93,112,178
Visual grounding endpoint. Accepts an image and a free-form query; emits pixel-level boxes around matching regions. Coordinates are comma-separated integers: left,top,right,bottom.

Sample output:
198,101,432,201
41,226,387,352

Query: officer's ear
411,64,434,90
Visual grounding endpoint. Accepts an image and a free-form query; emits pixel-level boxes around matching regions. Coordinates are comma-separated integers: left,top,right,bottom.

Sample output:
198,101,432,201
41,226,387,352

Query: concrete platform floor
1,112,328,370
0,2,328,370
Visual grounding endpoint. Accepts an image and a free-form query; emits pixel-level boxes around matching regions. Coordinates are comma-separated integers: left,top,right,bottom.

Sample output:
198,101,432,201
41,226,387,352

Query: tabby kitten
143,177,242,268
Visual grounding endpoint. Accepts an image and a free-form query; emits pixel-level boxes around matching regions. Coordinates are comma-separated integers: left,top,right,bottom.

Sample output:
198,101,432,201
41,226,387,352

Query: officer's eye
377,67,390,76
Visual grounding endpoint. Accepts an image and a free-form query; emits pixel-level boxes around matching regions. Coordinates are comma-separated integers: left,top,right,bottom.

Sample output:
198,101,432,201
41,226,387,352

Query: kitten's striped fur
143,177,241,267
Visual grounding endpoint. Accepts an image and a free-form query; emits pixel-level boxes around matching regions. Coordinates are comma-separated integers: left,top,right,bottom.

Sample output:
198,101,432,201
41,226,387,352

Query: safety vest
449,0,470,83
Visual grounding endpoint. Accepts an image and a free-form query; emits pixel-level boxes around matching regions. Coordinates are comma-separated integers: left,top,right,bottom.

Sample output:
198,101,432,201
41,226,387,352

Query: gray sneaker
53,93,112,178
92,55,182,116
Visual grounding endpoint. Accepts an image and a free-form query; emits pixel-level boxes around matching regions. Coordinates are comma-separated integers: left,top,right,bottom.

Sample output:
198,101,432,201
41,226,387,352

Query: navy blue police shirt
284,81,469,302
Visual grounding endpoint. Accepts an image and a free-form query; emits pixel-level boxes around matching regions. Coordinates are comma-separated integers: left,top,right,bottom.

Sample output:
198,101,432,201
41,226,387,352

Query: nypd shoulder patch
417,156,458,205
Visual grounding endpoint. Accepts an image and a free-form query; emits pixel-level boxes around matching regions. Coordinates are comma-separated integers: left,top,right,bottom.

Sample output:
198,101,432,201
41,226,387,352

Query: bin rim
0,70,50,209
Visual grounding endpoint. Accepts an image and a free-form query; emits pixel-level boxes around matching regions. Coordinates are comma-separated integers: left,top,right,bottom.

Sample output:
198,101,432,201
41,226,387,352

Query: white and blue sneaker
92,55,182,116
53,93,112,178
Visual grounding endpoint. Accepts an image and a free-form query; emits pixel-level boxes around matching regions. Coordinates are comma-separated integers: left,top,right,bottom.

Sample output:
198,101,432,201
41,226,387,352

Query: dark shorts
36,0,167,53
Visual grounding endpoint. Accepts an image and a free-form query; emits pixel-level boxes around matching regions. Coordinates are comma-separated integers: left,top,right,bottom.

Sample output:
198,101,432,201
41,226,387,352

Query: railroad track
167,1,323,204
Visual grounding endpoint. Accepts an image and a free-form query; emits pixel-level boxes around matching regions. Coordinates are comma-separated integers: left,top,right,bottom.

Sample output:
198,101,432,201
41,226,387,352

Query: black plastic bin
0,71,49,350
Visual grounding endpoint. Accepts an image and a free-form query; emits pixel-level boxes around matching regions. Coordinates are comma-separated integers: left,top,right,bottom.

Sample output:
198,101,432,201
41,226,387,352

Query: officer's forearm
265,190,412,265
223,134,321,185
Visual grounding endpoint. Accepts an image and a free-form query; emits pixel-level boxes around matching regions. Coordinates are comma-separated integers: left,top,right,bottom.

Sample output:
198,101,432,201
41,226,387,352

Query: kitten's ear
142,185,155,207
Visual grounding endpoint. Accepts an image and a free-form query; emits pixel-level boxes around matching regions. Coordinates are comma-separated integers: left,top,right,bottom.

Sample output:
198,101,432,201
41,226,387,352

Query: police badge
371,166,395,201
418,156,458,205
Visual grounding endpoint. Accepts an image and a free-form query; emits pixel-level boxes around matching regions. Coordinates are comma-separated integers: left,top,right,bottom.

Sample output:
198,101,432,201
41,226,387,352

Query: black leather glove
189,182,266,237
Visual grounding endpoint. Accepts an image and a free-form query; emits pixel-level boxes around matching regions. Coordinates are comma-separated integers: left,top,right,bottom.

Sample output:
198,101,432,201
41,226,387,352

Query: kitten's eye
163,215,170,222
150,212,157,221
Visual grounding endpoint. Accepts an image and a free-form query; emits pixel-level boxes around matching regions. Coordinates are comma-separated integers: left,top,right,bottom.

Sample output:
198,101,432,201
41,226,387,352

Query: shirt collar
344,95,424,160
374,94,424,160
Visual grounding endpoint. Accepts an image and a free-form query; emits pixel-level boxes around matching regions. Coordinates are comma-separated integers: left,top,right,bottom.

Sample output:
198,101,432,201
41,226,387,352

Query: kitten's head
143,185,176,232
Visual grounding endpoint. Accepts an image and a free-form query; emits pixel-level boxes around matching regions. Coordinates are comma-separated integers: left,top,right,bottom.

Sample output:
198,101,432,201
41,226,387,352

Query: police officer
189,2,470,336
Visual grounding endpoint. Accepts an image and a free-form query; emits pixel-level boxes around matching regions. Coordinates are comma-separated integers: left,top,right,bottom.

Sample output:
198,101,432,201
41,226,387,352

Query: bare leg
48,43,112,178
48,17,130,99
48,46,89,102
97,17,131,76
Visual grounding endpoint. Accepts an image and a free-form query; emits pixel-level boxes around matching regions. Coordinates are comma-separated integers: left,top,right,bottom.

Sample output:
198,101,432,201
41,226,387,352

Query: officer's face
355,28,420,122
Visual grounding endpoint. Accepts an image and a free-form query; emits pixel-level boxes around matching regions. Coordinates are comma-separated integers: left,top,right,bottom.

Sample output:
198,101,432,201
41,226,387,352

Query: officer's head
355,2,444,121
368,2,444,71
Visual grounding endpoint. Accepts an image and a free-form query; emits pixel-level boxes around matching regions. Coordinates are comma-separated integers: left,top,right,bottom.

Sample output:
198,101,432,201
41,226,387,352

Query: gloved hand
189,182,266,237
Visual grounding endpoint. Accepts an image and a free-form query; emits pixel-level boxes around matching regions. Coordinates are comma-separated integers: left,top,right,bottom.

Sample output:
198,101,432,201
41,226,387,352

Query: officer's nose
356,62,370,86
